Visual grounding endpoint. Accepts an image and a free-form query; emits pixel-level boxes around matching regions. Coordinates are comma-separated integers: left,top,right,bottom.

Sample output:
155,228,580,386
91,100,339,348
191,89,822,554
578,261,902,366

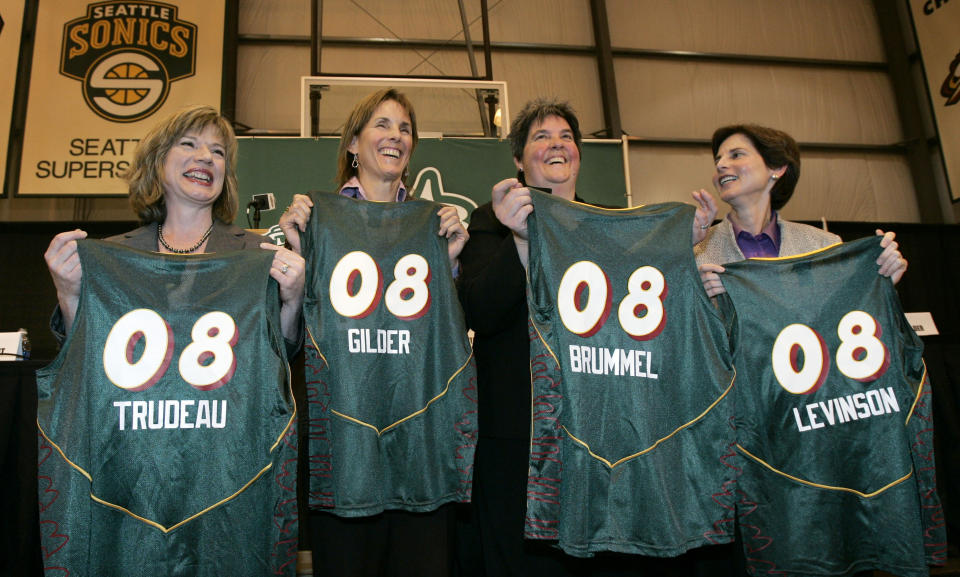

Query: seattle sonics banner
0,0,25,197
909,0,960,202
237,137,628,233
17,1,225,197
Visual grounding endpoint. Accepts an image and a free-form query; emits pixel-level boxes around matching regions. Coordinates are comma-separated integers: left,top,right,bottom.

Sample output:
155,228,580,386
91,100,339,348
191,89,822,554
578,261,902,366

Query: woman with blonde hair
46,104,305,347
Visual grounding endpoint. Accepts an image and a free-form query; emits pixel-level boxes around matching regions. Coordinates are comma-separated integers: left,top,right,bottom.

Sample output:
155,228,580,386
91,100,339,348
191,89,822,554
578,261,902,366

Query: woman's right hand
278,193,314,254
691,189,718,245
698,262,726,297
45,229,88,332
491,178,533,240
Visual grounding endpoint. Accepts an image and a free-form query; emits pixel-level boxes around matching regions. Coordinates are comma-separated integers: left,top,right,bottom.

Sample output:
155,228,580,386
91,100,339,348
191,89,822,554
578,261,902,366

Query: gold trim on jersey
306,327,329,369
566,197,645,212
36,361,298,533
89,463,275,533
528,300,735,470
529,316,559,368
37,425,93,482
745,241,844,261
736,443,913,498
561,369,735,469
38,398,295,533
329,351,474,437
905,360,927,426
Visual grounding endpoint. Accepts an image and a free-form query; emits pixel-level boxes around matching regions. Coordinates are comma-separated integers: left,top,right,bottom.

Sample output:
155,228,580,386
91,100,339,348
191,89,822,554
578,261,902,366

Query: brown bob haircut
123,104,239,224
711,124,800,212
508,98,582,162
336,88,419,190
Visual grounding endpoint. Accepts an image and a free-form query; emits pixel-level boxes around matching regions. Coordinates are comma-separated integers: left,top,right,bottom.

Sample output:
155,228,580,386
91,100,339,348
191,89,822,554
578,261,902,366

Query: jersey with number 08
302,191,477,517
37,239,298,577
719,236,945,576
525,190,736,557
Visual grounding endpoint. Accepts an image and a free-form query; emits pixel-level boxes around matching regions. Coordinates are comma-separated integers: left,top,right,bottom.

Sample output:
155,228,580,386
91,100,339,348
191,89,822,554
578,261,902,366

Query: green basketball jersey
302,192,477,516
719,237,945,576
37,240,298,577
525,189,736,557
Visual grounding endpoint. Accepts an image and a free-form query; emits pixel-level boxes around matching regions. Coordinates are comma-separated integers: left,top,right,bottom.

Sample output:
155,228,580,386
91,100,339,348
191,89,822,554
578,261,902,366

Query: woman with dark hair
45,104,305,347
695,124,906,294
456,98,716,576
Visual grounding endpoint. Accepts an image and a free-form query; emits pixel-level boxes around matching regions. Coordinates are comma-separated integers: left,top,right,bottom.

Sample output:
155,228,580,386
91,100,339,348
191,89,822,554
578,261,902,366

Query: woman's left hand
438,205,469,270
876,229,907,285
699,263,727,297
278,193,314,255
260,243,306,341
691,189,718,245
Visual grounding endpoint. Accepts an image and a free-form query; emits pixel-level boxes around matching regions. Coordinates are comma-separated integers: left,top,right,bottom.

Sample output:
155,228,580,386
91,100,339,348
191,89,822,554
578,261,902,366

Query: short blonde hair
124,104,239,224
336,89,419,189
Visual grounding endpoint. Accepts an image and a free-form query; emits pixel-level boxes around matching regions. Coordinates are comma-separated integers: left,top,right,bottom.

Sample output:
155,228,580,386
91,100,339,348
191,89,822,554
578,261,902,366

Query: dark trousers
310,505,454,577
456,436,701,577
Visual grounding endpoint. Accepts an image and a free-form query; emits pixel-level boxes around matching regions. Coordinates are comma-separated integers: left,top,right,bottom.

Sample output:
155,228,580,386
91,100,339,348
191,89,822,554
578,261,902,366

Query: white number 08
329,251,431,320
556,261,666,340
771,310,889,394
103,309,238,392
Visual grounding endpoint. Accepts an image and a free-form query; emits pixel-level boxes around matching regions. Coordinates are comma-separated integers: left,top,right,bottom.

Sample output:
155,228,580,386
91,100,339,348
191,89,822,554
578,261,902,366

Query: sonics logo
60,1,197,123
942,50,960,107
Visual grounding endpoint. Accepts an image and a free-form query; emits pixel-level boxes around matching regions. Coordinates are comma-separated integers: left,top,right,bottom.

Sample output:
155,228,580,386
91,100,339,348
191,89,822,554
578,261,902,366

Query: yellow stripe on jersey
563,368,736,469
737,443,913,498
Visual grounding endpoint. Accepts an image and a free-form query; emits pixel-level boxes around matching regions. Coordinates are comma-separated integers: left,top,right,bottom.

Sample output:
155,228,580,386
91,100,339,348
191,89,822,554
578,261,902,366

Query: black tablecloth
0,360,44,577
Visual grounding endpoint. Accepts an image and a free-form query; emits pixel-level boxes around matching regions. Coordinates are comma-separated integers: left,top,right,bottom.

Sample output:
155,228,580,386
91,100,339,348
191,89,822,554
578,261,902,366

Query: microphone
246,193,276,228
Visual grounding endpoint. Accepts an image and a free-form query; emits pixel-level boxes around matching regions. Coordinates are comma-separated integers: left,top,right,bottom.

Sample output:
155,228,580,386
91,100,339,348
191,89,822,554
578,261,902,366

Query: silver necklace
157,221,215,254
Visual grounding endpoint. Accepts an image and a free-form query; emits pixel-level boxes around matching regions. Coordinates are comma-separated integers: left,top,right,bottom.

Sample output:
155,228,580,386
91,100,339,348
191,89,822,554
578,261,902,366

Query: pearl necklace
157,221,215,254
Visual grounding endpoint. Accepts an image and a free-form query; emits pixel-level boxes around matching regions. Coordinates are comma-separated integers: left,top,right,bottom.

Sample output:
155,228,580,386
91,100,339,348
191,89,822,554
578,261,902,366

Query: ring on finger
280,262,289,274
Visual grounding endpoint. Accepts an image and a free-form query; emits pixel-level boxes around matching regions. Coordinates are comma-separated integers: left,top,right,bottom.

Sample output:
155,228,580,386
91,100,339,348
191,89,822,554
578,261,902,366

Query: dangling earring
351,153,359,169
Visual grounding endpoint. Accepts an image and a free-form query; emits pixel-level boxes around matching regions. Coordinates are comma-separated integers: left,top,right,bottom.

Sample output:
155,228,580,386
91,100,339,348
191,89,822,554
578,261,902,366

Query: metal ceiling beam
457,0,491,135
589,0,621,138
872,0,946,223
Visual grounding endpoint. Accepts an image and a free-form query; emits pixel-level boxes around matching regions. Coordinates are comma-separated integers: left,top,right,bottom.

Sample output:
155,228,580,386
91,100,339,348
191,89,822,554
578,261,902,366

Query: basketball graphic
102,62,150,106
82,51,169,123
60,2,197,123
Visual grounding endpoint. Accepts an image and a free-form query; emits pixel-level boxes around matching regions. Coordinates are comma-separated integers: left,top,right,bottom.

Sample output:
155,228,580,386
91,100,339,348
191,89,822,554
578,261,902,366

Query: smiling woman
159,124,227,213
514,111,581,199
345,99,414,198
456,98,720,577
44,104,306,348
276,88,471,577
37,104,307,575
279,88,469,272
694,123,908,296
454,99,601,577
337,88,419,202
